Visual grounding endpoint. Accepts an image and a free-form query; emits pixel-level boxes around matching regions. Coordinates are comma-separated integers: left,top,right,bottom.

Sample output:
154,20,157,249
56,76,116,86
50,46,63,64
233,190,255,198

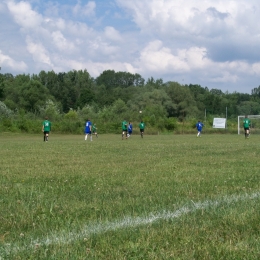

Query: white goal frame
238,115,260,134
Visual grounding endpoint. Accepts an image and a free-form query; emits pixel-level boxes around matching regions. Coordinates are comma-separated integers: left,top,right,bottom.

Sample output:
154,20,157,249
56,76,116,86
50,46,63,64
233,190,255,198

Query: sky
0,0,260,94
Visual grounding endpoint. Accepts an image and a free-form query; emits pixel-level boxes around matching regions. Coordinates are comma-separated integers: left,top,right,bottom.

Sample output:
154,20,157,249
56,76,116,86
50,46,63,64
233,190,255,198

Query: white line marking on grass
1,191,260,255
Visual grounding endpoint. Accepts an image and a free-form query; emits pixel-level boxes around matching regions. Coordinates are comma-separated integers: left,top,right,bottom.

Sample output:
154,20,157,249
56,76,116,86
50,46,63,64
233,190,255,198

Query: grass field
1,133,260,259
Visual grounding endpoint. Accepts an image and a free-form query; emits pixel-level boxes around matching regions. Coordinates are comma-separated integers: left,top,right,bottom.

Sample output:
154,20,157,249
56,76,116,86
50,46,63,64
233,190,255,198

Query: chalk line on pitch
1,191,260,255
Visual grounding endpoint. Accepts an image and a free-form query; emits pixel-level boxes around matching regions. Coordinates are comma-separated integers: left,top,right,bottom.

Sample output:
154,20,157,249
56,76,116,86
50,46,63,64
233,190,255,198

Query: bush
0,101,13,118
1,118,19,132
165,117,177,130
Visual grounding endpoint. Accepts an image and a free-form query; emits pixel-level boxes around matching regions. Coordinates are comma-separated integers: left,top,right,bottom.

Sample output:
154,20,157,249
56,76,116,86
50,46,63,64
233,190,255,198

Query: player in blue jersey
127,122,133,137
84,119,92,141
196,120,204,137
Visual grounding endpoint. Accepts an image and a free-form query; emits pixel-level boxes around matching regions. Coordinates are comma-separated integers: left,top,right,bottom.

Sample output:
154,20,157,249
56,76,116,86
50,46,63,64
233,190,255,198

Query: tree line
0,69,260,133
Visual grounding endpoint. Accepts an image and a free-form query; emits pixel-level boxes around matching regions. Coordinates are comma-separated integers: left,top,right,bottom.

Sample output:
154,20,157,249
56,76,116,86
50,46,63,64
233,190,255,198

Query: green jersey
92,125,97,132
243,118,250,128
42,120,51,131
122,120,127,131
139,122,145,130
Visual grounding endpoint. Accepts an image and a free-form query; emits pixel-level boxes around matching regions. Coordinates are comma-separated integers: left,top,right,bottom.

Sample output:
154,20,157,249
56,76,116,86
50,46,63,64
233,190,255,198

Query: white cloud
0,50,27,71
138,41,214,74
104,26,122,42
1,0,260,92
51,31,75,52
97,42,119,56
252,63,260,75
7,1,43,29
44,18,66,31
209,71,239,83
138,40,189,72
116,0,260,45
113,0,260,91
73,1,96,17
65,20,93,36
136,40,260,85
26,37,53,67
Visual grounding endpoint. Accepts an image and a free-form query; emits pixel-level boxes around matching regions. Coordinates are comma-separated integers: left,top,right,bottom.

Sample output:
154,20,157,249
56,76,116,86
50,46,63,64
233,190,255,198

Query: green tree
3,74,31,110
165,82,198,118
237,101,260,115
96,70,144,88
0,73,4,100
19,80,50,112
251,86,260,97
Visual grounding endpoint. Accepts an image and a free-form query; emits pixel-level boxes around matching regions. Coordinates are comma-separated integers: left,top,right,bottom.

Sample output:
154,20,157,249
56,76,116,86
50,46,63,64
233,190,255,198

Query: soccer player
42,117,51,142
92,124,98,138
84,119,92,141
196,120,204,137
127,122,133,137
139,120,145,138
122,119,128,140
243,115,251,139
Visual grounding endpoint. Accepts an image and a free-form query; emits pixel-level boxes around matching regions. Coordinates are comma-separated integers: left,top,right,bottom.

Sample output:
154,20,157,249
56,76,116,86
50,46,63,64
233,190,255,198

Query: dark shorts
140,129,144,133
128,131,132,134
44,131,49,135
244,127,249,131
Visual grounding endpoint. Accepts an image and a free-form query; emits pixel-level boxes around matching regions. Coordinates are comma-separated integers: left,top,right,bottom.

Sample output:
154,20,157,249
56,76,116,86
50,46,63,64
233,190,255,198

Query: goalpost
238,115,260,134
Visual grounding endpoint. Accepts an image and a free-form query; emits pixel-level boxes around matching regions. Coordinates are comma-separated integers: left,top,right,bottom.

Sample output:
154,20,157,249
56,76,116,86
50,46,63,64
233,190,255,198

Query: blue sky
1,0,260,93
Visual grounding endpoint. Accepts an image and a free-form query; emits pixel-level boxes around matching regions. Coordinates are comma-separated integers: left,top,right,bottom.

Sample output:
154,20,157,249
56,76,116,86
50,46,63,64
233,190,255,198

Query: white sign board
213,118,226,129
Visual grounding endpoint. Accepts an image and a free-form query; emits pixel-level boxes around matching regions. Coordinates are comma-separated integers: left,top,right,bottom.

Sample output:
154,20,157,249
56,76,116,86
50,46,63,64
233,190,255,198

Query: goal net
238,115,260,134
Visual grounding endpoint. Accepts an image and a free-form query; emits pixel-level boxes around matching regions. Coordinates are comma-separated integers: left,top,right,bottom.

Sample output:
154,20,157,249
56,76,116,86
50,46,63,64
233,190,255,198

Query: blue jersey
128,124,133,133
196,122,204,131
85,120,92,134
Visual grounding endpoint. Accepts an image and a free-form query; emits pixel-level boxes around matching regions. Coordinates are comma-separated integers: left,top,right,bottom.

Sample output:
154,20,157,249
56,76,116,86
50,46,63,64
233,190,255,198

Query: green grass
1,133,260,259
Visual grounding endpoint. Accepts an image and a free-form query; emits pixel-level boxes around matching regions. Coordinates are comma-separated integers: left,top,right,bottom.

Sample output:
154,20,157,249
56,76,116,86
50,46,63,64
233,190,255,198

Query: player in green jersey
243,115,251,139
42,117,51,142
122,119,128,140
92,124,98,138
139,120,145,138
